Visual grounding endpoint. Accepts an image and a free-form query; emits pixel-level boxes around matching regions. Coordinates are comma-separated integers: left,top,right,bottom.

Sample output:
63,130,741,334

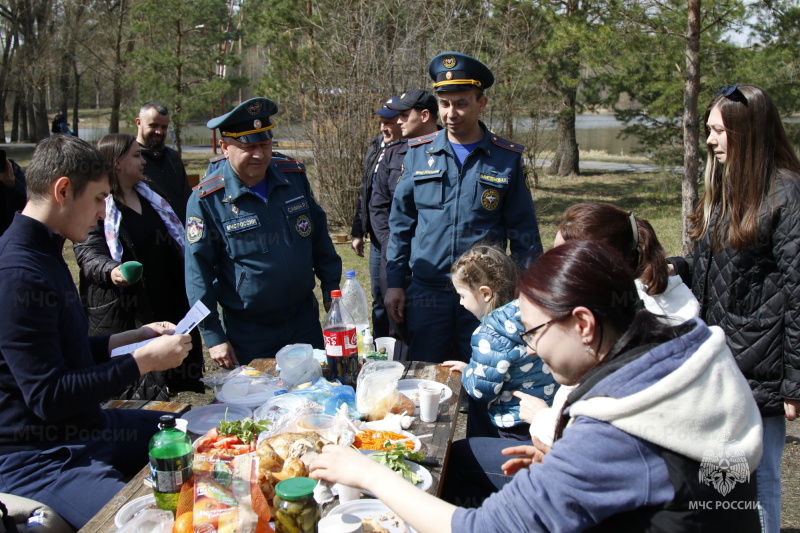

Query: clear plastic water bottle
324,290,359,388
341,270,370,355
148,415,193,513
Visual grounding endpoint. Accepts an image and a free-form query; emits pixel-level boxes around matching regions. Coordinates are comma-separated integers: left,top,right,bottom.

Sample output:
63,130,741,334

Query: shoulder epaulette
208,154,227,163
273,158,306,173
409,132,438,147
490,135,525,154
194,174,225,198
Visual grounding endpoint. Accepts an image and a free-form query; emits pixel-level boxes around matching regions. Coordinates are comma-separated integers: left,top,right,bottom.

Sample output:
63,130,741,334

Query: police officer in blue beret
185,97,342,367
385,52,543,364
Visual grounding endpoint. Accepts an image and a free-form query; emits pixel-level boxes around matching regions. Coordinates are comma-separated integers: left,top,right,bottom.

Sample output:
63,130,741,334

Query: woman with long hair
74,134,203,399
310,241,762,532
671,84,800,533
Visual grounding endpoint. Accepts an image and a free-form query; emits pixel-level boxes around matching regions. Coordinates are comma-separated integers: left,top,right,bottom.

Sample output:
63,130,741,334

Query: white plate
181,404,252,436
361,455,432,496
114,494,157,528
397,379,453,406
357,425,422,454
326,499,418,533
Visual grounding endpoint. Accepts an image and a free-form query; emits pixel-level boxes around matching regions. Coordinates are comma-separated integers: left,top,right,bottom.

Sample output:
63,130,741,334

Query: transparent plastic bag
200,365,268,394
356,361,411,420
116,509,173,533
275,344,322,389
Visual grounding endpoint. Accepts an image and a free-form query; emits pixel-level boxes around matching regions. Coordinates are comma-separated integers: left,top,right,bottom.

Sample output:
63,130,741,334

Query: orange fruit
174,511,193,533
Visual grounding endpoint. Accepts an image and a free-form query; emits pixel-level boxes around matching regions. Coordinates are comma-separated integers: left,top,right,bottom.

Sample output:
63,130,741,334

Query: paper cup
418,383,441,422
375,337,396,360
334,483,362,503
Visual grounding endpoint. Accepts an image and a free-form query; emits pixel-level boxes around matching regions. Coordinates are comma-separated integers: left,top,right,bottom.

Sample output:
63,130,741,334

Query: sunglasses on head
718,85,745,102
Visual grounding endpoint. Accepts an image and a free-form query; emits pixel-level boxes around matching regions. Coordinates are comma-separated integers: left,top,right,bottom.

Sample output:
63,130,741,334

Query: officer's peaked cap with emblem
428,52,494,92
207,97,278,144
374,96,400,119
387,89,437,113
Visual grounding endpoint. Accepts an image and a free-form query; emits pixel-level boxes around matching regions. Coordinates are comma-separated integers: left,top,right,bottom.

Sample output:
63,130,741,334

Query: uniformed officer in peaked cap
385,52,545,380
185,97,342,368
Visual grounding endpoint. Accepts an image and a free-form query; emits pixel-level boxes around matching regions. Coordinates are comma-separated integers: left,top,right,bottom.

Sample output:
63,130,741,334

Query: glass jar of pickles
274,477,320,533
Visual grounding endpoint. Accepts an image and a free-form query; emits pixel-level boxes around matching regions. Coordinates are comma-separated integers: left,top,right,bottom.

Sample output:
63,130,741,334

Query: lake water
71,114,644,156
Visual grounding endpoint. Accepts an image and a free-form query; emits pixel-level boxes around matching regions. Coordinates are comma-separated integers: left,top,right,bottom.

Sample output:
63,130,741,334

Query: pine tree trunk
682,0,701,254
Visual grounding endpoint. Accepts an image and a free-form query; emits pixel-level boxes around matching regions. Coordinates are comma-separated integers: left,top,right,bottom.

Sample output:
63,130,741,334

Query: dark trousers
368,243,390,338
440,436,531,508
405,281,478,363
0,409,165,529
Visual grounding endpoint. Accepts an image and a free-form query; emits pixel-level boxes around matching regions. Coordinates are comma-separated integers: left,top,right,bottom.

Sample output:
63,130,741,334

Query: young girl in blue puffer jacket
443,244,558,439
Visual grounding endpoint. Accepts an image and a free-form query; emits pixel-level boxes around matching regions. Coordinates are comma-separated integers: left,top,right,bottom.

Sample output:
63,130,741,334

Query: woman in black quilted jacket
671,85,800,533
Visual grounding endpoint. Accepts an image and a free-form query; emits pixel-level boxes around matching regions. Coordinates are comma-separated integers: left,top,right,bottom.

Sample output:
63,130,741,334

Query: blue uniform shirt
185,155,341,351
386,123,543,288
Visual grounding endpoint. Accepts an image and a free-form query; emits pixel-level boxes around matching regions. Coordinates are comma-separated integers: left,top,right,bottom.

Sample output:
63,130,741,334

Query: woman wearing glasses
311,240,763,532
670,84,800,533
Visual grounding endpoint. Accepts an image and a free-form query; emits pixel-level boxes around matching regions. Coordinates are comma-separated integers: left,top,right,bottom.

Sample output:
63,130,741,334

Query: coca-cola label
324,325,358,357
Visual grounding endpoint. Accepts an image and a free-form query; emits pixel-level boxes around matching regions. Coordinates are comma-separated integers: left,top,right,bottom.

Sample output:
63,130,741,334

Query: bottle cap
120,261,143,283
331,289,342,298
158,414,177,429
275,477,318,500
345,270,356,278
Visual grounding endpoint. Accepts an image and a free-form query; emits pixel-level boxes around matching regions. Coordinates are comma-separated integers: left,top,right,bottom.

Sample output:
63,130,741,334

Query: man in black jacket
350,97,402,338
136,101,192,222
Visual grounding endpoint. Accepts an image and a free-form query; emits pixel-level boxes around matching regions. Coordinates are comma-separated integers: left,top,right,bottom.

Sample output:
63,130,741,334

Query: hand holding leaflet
110,301,210,357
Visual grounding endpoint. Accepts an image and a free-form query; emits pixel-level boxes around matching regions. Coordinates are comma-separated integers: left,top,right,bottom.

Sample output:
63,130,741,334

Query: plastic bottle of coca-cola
323,290,359,388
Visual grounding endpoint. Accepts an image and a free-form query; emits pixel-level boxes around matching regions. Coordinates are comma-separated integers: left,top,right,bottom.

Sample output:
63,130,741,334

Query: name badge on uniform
284,196,310,216
224,215,261,234
479,173,509,186
413,169,445,182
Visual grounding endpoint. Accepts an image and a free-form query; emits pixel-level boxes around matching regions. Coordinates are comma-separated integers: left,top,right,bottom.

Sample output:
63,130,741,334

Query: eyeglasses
519,319,555,352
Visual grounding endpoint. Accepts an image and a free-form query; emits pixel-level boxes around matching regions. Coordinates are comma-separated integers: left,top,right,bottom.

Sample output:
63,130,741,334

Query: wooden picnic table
81,360,463,531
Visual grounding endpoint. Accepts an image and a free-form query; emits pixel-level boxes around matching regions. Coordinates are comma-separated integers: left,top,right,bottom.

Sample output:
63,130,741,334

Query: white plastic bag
117,509,173,533
276,344,322,389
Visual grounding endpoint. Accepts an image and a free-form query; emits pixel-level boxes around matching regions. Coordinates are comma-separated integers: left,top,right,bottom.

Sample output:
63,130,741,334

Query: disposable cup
375,337,396,360
418,383,441,422
334,483,362,503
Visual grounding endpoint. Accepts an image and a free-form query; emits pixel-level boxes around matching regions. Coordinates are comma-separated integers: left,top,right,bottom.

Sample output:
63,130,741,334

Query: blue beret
207,97,278,144
428,52,494,92
374,97,400,119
